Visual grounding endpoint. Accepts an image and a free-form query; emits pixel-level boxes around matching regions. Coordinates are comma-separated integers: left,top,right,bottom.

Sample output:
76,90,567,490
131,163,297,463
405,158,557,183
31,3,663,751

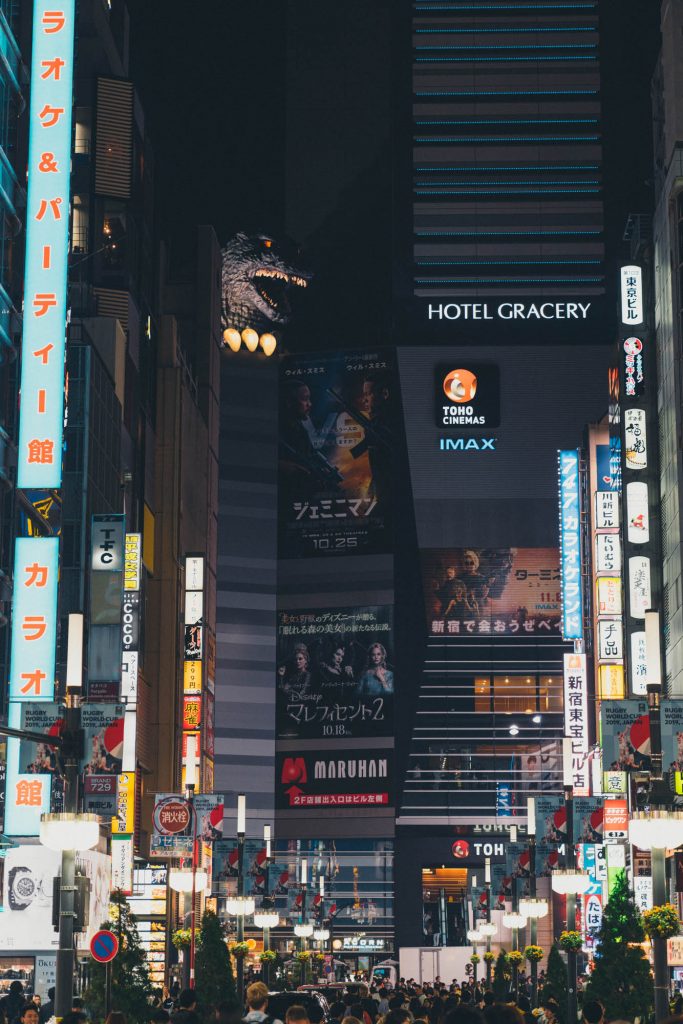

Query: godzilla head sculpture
221,232,312,337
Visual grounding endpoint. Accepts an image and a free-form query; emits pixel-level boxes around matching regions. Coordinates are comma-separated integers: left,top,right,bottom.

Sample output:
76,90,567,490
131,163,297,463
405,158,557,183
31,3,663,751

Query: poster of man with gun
278,351,397,558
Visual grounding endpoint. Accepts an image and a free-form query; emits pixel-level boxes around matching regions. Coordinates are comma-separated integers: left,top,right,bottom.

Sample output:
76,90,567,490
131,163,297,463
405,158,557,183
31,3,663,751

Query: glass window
538,675,563,713
492,675,536,715
474,676,490,713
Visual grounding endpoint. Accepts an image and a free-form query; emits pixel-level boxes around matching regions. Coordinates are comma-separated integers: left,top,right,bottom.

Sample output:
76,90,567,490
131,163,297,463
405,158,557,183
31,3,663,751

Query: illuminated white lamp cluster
223,327,277,356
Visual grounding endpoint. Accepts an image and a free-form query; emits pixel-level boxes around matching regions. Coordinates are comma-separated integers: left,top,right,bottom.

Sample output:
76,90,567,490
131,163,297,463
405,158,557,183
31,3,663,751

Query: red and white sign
153,796,191,835
603,799,629,843
90,929,119,963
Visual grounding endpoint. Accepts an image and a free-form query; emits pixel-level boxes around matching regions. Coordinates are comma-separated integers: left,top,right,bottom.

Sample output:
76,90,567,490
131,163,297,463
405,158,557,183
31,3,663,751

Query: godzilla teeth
254,269,308,288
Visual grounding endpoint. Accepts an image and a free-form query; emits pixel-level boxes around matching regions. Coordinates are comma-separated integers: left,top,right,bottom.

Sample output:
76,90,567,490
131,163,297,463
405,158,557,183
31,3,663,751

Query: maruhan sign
427,301,592,321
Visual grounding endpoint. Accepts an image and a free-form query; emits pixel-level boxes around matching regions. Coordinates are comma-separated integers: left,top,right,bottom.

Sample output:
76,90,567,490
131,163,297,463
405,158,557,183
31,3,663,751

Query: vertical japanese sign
183,556,204,789
17,0,76,488
564,653,589,796
5,538,59,833
88,515,124,697
590,433,625,702
617,267,661,698
559,450,583,640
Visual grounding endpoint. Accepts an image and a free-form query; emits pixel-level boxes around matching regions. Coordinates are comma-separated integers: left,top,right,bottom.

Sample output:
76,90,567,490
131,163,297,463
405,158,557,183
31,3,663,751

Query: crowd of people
4,972,683,1024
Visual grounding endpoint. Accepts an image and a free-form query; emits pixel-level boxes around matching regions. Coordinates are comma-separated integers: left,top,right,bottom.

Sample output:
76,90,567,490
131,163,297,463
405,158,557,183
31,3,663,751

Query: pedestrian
18,1004,39,1024
243,982,283,1024
581,1003,604,1024
105,1014,127,1024
38,989,54,1024
0,982,25,1024
516,996,534,1024
284,1008,311,1024
170,990,201,1024
60,1012,87,1024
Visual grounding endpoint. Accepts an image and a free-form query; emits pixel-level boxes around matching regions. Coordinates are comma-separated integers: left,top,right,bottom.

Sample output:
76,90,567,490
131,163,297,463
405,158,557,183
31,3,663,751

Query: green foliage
85,892,152,1022
585,870,653,1022
492,950,510,1000
195,910,237,1013
540,945,567,1024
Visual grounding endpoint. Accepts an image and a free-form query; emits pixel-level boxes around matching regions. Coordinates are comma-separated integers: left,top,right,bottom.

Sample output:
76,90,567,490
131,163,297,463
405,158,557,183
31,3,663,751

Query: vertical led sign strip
559,450,583,640
17,0,76,488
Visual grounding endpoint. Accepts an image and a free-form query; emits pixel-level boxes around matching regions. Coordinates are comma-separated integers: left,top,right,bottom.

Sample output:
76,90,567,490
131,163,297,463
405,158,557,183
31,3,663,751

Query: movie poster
422,548,561,637
600,700,650,772
278,350,397,558
19,704,64,775
276,606,394,740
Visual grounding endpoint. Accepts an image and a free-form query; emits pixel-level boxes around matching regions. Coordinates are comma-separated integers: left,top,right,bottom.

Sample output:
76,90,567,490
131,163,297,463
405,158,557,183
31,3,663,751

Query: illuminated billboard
276,606,394,740
423,547,561,637
558,449,583,640
278,350,397,557
17,0,76,488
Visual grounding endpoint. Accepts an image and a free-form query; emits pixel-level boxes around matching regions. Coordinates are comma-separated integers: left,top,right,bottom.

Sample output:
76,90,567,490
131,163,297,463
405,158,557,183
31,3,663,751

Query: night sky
128,0,662,326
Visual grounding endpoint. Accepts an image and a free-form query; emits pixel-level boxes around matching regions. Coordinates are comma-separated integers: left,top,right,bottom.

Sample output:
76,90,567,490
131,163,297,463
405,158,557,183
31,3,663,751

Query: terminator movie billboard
278,351,397,558
423,548,561,637
277,606,394,740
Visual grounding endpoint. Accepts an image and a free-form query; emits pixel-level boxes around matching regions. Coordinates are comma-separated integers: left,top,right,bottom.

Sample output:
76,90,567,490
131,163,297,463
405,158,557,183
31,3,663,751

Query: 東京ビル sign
17,0,76,488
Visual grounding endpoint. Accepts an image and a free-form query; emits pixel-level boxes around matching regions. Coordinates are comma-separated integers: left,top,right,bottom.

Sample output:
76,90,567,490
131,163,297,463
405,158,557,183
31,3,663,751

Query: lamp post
482,856,495,988
39,657,99,1023
551,780,590,1024
524,797,549,1007
237,795,246,1004
629,809,683,1021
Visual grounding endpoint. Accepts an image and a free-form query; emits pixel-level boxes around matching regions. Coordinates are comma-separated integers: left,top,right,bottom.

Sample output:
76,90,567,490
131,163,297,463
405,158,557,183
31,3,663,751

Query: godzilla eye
263,239,273,249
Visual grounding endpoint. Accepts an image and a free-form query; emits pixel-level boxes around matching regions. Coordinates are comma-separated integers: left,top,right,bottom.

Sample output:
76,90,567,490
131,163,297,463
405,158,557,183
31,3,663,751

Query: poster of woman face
276,605,394,739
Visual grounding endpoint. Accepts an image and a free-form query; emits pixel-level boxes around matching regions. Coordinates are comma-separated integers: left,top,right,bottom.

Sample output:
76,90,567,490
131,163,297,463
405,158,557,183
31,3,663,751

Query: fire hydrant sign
90,930,119,963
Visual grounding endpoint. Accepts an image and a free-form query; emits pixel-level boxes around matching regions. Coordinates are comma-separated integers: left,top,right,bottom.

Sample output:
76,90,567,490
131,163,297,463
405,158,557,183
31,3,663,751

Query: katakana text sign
17,0,76,487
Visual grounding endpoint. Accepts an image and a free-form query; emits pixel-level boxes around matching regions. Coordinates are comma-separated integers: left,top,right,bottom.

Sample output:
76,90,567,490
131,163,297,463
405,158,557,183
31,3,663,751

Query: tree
492,950,510,1001
540,945,567,1024
85,891,152,1021
584,869,653,1022
195,910,237,1013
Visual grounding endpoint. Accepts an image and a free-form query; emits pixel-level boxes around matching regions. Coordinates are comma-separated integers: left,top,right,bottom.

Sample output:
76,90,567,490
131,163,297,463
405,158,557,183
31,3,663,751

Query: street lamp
629,809,683,1022
294,922,314,938
40,812,99,851
479,922,496,937
227,795,248,1005
254,911,280,929
40,808,99,1020
467,929,484,944
518,898,548,920
170,867,209,893
550,869,590,895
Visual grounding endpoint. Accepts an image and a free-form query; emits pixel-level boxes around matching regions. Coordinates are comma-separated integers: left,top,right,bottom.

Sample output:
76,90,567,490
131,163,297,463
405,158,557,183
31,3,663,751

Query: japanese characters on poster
276,606,394,740
278,351,397,558
276,749,392,810
534,795,603,844
423,548,561,637
80,704,125,775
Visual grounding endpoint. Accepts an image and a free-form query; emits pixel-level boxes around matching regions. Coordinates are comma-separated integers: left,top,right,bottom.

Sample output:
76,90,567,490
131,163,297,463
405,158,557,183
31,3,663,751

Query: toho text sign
559,450,583,639
17,0,76,488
